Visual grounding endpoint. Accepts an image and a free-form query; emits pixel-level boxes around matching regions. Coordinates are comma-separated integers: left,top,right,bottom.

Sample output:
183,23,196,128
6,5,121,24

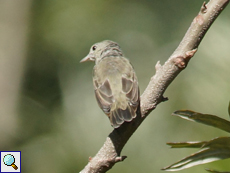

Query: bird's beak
80,54,95,63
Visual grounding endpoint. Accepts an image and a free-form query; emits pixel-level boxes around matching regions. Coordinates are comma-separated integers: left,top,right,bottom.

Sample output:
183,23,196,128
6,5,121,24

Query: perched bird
80,40,139,128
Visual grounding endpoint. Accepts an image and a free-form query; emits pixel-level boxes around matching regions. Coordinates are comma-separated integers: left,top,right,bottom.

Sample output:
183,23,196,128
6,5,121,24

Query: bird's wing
109,70,139,128
122,70,139,108
93,77,114,115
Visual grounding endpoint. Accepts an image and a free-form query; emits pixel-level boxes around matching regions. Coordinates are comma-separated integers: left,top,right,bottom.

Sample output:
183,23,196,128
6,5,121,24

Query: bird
80,40,139,128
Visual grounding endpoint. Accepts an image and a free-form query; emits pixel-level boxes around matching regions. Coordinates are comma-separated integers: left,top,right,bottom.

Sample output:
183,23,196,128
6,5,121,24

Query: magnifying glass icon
3,154,18,170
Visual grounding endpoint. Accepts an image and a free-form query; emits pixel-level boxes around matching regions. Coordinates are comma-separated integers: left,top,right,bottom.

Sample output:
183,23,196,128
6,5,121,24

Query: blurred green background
0,0,230,172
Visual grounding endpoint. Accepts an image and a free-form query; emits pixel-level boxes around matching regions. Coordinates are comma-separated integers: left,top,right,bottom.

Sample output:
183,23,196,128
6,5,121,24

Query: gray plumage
81,40,139,128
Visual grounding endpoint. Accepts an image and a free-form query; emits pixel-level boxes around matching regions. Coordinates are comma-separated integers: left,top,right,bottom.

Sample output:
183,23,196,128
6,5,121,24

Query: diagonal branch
80,0,229,172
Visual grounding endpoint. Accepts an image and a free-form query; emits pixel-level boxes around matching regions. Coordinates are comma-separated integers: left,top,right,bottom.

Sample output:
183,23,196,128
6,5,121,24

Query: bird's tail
110,104,136,128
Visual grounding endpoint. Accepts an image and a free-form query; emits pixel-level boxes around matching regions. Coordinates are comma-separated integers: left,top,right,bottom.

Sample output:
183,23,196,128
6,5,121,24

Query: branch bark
80,0,229,172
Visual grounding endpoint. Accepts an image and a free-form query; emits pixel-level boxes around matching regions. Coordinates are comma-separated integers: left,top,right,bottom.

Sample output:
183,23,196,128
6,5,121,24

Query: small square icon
1,151,21,173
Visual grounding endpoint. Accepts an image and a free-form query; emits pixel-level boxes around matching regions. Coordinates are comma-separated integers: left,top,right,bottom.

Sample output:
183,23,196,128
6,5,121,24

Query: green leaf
167,141,207,148
162,137,230,171
172,110,230,133
206,168,230,173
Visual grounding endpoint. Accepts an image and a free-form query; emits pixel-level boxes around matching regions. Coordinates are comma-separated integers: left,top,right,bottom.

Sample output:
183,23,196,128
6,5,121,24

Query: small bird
80,40,139,128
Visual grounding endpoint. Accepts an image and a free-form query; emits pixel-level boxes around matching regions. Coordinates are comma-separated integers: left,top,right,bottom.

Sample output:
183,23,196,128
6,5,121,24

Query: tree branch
80,0,229,172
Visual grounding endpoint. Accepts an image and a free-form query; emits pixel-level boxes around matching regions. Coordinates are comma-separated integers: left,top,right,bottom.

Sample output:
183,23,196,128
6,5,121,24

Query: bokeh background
1,0,230,172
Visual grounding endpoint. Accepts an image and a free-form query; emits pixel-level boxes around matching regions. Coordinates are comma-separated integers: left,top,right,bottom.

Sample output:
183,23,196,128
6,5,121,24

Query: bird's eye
92,46,97,51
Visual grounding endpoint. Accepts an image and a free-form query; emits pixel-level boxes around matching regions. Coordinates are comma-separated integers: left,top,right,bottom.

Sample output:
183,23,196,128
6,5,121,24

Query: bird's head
80,40,123,64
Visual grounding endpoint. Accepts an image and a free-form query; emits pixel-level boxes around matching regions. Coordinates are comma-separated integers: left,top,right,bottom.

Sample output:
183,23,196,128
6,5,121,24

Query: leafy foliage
163,103,230,172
